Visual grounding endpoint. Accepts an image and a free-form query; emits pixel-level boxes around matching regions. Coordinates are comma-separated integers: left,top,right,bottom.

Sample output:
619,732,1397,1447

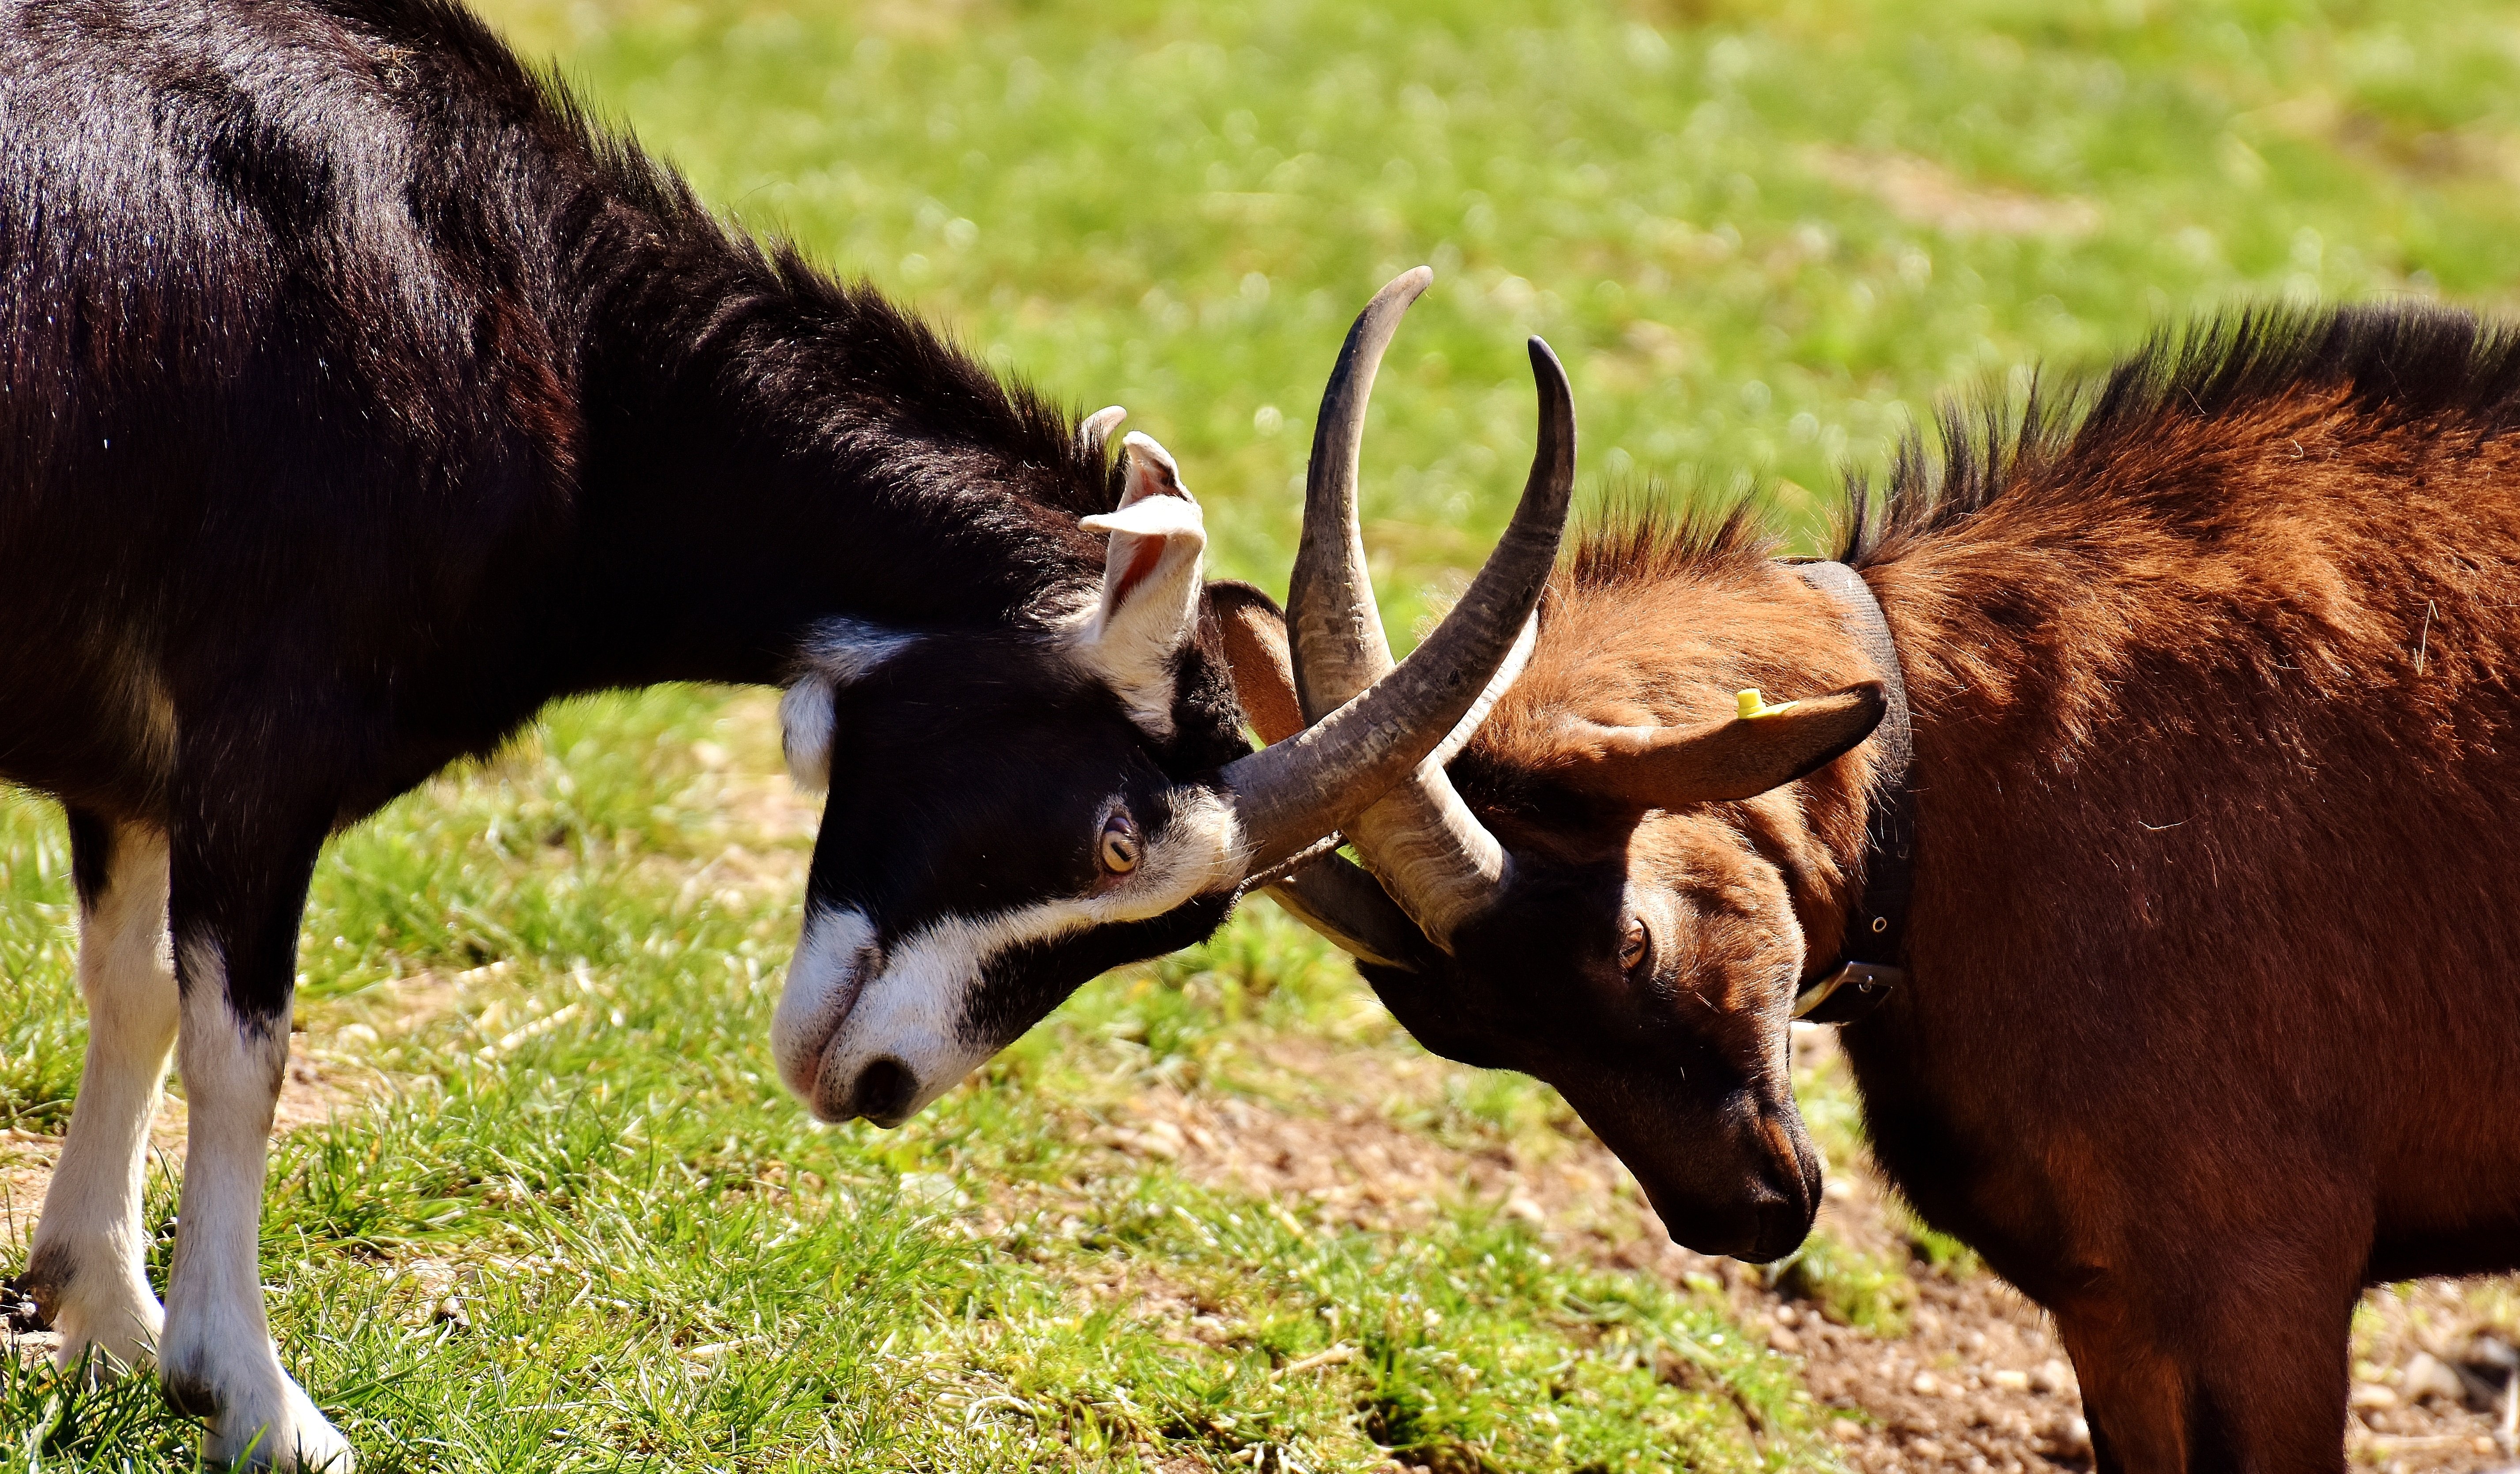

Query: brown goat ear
1547,682,1887,810
1203,580,1305,745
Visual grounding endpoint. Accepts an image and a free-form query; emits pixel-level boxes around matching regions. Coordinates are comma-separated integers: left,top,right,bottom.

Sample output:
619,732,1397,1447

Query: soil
1086,1025,2520,1474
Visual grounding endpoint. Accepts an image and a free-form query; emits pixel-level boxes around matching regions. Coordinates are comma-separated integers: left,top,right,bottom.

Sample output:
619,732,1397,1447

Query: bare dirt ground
1085,1026,2520,1474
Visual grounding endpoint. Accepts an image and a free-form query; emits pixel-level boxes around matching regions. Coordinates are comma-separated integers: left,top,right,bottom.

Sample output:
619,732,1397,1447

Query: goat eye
1618,916,1650,974
1099,812,1141,874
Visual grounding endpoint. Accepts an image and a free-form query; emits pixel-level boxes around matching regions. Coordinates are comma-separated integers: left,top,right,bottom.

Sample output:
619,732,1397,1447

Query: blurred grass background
9,0,2520,1467
497,0,2520,629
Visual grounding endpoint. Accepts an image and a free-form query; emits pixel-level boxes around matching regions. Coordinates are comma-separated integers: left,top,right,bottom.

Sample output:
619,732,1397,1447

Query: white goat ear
780,618,915,793
1074,432,1205,734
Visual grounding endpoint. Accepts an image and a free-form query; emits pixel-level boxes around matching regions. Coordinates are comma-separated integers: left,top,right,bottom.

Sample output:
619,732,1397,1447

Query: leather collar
1785,560,1914,1025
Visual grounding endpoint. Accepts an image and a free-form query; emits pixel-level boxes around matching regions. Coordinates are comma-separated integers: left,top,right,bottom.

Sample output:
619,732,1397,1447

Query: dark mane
343,0,1111,519
1840,300,2520,567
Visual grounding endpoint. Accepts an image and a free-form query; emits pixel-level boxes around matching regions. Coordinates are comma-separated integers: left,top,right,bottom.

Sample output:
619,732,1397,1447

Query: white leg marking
157,940,354,1471
25,823,177,1376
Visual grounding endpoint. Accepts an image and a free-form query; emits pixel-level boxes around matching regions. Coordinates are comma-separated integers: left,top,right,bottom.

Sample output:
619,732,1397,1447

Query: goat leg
156,785,353,1472
21,812,177,1378
2051,1250,2358,1474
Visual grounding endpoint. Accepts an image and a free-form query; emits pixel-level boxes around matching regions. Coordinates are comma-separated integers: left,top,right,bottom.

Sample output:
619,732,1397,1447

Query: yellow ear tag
1737,688,1798,720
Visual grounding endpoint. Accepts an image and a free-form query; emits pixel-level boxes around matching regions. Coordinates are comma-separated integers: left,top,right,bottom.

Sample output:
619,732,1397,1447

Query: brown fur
1400,303,2520,1473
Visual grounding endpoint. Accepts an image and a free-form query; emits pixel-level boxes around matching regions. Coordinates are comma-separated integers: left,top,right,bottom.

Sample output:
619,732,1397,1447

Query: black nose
1650,1147,1819,1263
851,1057,918,1125
1745,1132,1824,1261
1745,1188,1819,1263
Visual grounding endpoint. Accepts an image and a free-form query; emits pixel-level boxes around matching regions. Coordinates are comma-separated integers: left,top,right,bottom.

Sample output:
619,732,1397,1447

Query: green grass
11,0,2520,1466
490,0,2520,630
4,695,1827,1470
1765,1233,1915,1341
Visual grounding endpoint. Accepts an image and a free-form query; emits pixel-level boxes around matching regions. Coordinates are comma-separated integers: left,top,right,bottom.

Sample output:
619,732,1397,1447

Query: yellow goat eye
1099,814,1141,874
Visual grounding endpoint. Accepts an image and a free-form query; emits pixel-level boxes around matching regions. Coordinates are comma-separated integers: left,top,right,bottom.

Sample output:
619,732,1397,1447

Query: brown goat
1239,299,2520,1473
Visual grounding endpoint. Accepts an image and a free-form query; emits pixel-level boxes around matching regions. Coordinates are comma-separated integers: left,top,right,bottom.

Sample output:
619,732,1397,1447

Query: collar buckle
1793,961,1903,1023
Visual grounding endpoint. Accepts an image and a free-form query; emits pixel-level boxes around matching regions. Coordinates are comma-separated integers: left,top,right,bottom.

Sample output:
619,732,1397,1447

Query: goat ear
1203,580,1304,746
1546,682,1887,810
1074,434,1206,731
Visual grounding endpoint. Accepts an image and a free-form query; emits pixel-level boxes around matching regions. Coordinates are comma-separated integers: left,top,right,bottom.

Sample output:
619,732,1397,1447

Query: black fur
0,0,1242,1026
64,808,113,913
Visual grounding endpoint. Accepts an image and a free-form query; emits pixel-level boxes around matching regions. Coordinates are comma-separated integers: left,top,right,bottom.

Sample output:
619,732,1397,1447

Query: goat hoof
161,1367,222,1418
27,1264,165,1382
1,1273,48,1333
190,1367,357,1471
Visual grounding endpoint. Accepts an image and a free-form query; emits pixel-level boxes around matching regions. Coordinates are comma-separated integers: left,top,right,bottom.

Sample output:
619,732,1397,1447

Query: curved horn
1270,851,1432,973
1286,267,1429,708
1078,405,1128,453
1213,318,1575,878
1207,577,1467,975
1284,275,1572,950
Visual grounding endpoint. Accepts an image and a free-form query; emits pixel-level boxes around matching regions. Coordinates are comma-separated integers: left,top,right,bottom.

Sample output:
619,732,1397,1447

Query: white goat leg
156,939,354,1472
23,822,177,1376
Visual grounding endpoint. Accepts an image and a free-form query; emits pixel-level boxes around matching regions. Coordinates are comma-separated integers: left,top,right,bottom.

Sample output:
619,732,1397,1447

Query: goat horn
1213,282,1575,879
1280,272,1565,950
1269,850,1431,972
1208,580,1519,975
1078,405,1127,452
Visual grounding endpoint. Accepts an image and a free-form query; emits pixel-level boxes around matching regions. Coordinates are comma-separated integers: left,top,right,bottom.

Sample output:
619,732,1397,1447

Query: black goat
0,5,1568,1464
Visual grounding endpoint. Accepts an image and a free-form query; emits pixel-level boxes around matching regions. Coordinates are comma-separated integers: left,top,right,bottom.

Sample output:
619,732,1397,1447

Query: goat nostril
1744,1183,1816,1263
853,1056,917,1123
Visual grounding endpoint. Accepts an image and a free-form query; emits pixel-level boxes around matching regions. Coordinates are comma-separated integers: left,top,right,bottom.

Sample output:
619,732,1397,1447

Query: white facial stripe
769,905,876,1101
781,617,917,792
776,788,1244,1123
